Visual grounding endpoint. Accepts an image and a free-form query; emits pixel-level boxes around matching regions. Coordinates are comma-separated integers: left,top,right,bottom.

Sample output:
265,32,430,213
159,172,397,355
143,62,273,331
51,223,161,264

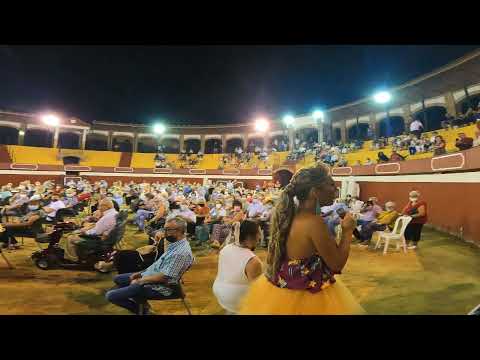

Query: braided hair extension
265,165,331,280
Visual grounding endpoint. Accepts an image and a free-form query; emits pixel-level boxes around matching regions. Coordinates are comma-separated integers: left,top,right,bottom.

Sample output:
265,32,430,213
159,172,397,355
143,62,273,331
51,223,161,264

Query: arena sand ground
1,223,480,315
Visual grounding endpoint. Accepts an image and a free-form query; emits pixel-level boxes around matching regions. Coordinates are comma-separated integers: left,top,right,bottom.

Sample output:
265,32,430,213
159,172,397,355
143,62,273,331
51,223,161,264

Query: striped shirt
141,238,194,295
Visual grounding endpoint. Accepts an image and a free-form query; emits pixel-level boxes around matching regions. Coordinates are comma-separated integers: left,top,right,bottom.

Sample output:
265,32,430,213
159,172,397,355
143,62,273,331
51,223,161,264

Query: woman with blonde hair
239,165,364,315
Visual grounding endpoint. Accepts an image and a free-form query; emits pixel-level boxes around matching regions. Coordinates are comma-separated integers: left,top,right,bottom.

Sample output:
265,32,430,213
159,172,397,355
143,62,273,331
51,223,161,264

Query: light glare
254,118,269,133
373,91,392,104
312,110,324,120
42,114,60,126
283,115,295,127
153,123,166,135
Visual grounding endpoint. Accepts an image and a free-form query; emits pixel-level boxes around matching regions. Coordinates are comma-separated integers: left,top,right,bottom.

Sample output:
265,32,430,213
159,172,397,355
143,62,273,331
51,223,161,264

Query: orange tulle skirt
238,275,366,315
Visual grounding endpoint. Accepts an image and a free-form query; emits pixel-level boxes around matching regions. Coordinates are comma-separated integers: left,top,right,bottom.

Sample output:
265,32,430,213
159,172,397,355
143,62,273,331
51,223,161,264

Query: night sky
0,45,478,126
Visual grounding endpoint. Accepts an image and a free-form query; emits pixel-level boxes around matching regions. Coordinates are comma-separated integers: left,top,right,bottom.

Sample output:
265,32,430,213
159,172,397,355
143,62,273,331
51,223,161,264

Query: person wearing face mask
354,201,399,246
247,196,265,219
42,193,66,223
0,195,46,249
105,217,194,315
401,190,428,250
1,189,30,221
213,220,263,314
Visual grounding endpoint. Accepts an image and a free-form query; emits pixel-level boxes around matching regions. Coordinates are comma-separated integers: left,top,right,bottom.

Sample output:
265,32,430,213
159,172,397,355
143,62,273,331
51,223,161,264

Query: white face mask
409,197,418,203
28,205,39,211
216,204,222,209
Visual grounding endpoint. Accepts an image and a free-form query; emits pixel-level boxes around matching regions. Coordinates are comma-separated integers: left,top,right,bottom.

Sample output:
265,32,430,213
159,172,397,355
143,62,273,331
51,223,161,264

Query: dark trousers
404,223,424,244
105,273,166,314
0,226,36,245
356,223,387,243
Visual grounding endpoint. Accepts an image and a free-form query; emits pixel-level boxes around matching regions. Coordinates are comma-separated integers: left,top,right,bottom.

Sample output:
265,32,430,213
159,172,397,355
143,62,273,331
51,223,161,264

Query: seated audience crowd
0,175,430,314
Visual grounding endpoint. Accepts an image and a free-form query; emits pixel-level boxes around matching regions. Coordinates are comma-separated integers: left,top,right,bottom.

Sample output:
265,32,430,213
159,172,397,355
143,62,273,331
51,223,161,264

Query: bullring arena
1,48,480,315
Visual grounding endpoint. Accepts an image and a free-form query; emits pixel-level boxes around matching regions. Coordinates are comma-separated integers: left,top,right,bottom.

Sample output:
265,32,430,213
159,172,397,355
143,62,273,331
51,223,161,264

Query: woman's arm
310,214,354,273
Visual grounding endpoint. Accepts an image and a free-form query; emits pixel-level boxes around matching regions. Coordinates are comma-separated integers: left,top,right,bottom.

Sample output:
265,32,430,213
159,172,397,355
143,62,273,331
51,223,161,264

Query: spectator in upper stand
408,138,418,155
474,120,480,147
390,150,405,162
442,113,455,129
409,118,424,139
433,135,447,156
364,158,373,165
455,132,474,151
377,151,389,163
337,157,348,167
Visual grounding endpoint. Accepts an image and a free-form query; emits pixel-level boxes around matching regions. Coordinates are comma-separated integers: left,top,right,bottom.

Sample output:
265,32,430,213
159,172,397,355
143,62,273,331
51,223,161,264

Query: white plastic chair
374,216,412,255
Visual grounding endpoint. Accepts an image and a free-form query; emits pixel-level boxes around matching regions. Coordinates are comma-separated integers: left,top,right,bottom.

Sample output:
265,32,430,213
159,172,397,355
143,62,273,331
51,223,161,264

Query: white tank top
213,244,257,314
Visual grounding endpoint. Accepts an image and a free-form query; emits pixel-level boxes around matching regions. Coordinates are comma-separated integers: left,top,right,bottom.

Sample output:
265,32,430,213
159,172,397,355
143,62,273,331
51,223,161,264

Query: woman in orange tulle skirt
238,166,365,315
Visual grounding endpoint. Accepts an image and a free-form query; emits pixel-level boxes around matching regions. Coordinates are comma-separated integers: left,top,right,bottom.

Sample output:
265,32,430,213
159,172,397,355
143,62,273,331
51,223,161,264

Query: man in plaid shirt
106,217,194,315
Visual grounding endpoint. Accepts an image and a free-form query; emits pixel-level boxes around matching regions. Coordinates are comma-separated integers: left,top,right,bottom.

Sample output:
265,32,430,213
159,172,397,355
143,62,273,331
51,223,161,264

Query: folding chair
138,263,193,315
374,216,412,255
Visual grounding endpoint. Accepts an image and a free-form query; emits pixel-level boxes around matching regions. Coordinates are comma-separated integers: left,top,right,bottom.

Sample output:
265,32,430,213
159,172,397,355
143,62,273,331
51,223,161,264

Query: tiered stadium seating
5,124,478,169
340,124,478,166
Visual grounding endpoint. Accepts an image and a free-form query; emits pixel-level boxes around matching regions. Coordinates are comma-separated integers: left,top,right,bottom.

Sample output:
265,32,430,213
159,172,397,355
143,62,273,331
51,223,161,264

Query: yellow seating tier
7,146,121,167
5,125,477,169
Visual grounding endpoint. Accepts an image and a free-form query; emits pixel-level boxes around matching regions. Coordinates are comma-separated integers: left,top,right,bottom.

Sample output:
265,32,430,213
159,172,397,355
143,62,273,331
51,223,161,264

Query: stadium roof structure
326,48,480,122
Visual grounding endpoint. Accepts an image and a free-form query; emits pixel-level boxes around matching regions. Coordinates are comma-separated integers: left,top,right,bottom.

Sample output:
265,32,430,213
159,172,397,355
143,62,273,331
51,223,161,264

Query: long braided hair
265,165,331,280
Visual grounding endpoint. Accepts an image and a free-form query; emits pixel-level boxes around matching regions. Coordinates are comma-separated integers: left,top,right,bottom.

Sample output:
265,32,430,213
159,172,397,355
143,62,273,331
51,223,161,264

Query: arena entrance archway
273,168,294,188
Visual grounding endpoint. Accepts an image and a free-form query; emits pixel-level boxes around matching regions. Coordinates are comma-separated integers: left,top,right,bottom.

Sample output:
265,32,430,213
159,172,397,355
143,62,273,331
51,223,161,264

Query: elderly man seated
105,217,194,315
455,132,474,151
0,195,46,249
43,193,66,222
1,189,30,220
354,201,399,246
63,198,118,262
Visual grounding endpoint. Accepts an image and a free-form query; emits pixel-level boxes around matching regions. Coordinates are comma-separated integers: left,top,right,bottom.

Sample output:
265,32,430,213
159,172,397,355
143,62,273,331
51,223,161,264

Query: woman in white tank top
213,220,263,314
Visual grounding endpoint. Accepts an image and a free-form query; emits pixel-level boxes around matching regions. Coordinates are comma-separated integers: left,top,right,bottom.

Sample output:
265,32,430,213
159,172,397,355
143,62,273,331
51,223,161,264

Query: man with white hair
63,198,118,262
1,188,30,220
354,201,399,246
0,194,46,248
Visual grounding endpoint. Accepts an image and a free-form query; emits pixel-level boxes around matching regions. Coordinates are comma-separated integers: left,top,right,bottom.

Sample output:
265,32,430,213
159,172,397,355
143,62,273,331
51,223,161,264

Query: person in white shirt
43,194,66,222
64,199,118,262
410,119,424,139
213,220,263,314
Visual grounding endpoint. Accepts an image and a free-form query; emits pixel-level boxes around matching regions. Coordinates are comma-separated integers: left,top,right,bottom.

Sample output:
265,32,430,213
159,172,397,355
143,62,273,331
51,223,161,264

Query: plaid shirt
141,238,194,295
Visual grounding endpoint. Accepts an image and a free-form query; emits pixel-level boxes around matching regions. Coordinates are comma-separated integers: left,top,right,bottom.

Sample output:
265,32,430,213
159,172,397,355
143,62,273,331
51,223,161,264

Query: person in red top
77,191,91,202
401,190,427,250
